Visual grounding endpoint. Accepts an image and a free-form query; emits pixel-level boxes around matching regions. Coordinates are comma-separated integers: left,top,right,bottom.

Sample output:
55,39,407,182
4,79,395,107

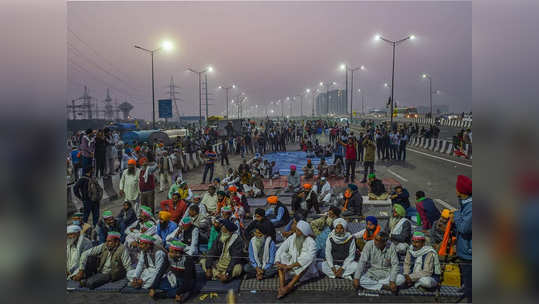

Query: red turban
456,175,472,195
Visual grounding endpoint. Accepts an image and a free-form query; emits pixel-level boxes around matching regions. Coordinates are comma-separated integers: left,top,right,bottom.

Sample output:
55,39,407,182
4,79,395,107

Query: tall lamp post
134,40,173,129
340,64,365,122
374,34,415,124
187,66,213,128
421,73,435,118
218,84,236,119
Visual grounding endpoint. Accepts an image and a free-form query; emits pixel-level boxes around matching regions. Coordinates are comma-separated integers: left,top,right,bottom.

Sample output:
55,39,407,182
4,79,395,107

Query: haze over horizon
67,1,471,120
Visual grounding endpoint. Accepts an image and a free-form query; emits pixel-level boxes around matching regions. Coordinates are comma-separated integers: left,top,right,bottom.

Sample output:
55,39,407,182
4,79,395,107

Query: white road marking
406,148,472,168
387,169,408,182
434,198,457,210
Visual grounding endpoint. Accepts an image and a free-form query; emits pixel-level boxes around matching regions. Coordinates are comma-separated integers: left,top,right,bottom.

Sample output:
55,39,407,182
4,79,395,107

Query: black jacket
151,255,196,296
369,179,386,196
205,233,244,276
244,218,276,241
390,189,410,210
347,191,363,216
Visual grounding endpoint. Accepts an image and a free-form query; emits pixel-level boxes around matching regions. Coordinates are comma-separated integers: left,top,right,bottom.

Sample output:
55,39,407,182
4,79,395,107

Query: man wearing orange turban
265,196,290,228
157,211,177,247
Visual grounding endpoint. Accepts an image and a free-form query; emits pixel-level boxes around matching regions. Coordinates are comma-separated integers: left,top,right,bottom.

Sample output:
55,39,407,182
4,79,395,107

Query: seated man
71,231,132,289
67,225,93,279
291,183,320,217
70,211,93,240
415,191,441,230
177,182,193,204
166,215,200,256
245,224,278,280
317,158,329,178
127,234,166,290
200,185,218,217
156,211,178,248
396,232,442,290
387,204,412,255
160,192,188,224
149,240,196,302
313,177,332,206
216,190,232,216
248,170,265,198
124,206,158,248
353,216,381,253
430,209,456,257
116,201,137,235
302,159,315,179
269,161,280,179
265,195,291,228
390,186,411,210
96,210,124,244
167,176,183,200
310,206,340,237
319,218,357,280
245,208,277,242
281,214,304,239
341,184,363,217
201,219,244,283
221,168,240,188
333,158,344,177
352,232,399,295
275,220,319,299
286,165,301,192
367,174,388,200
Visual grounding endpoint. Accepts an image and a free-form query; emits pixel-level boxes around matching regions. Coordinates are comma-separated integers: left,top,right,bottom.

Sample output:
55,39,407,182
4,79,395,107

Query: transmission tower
163,76,183,123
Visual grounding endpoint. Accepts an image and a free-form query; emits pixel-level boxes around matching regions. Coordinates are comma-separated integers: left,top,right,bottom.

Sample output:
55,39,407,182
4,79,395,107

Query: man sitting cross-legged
275,220,319,299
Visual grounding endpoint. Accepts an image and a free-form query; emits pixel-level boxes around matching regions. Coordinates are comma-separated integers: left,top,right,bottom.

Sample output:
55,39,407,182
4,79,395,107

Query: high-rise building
315,89,347,115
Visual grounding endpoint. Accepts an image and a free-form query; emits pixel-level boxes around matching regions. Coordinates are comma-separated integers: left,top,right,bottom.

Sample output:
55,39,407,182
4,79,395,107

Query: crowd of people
66,118,472,302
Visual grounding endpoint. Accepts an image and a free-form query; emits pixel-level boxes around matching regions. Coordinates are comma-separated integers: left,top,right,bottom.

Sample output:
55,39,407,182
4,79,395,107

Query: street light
374,33,416,124
422,73,437,118
218,84,237,119
134,40,174,129
187,65,214,128
340,63,366,121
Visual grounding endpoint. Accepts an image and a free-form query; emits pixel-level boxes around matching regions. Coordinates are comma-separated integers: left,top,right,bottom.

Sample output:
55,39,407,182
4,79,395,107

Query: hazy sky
67,1,471,120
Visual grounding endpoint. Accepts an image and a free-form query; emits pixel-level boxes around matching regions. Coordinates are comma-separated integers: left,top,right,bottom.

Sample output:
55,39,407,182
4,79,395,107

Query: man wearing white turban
275,220,319,299
66,225,92,279
318,218,357,280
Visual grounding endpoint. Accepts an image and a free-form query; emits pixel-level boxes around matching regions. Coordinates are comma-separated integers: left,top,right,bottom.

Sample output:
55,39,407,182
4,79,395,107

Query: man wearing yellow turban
157,211,177,248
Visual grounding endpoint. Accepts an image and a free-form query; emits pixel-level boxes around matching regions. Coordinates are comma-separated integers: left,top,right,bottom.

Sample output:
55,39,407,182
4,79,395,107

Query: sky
67,1,471,120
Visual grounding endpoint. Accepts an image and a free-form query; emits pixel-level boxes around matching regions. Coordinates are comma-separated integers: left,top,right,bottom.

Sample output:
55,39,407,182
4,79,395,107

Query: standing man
202,145,217,184
73,166,103,227
399,131,408,161
360,135,376,184
220,139,230,166
158,150,174,193
139,157,158,215
454,175,472,302
79,129,95,174
338,136,357,183
119,159,140,213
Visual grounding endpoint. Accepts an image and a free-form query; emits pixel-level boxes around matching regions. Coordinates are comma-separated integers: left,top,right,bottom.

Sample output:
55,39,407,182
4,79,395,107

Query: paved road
350,125,472,210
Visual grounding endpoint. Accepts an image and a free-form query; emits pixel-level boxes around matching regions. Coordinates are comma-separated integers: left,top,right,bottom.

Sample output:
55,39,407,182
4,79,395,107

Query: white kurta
313,182,332,203
124,220,160,247
320,234,357,280
275,234,318,282
127,250,166,289
166,226,199,256
119,168,141,201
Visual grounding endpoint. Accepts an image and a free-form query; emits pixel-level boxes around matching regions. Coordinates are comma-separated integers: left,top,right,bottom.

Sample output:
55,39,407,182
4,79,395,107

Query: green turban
393,204,406,217
368,173,376,179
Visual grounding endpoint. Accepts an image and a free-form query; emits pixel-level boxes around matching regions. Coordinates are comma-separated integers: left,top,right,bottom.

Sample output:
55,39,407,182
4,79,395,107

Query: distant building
316,89,348,115
416,105,449,114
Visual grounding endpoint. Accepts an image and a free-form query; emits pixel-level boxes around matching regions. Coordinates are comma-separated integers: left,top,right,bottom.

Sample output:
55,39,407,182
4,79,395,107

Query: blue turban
348,184,358,191
366,216,378,226
125,148,132,154
220,219,238,233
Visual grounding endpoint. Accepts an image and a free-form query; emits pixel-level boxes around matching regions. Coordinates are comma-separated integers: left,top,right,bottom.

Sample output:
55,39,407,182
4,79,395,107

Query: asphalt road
350,125,472,210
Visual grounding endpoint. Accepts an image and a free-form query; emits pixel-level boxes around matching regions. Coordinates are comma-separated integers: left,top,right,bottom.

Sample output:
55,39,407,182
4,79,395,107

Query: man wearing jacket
415,191,441,230
201,219,244,283
73,167,103,226
454,175,472,302
342,184,363,217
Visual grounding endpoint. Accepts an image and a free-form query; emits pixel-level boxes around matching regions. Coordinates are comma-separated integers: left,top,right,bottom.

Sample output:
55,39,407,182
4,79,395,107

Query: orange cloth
363,225,381,241
127,159,137,166
438,218,453,257
267,196,278,204
229,186,238,192
303,184,312,190
158,211,172,221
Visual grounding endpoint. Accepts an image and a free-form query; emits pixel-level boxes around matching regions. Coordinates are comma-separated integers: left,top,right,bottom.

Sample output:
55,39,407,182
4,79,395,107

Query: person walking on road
361,135,376,183
202,145,217,184
73,166,103,227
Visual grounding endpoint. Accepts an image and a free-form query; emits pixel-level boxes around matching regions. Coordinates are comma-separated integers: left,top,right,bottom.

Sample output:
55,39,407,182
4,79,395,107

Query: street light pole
188,66,213,128
205,73,208,122
375,34,415,125
151,51,155,129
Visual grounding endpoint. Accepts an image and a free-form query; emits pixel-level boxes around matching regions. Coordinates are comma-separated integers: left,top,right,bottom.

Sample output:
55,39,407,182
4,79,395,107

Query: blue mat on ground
248,198,268,207
67,278,128,292
262,151,333,176
199,279,241,293
121,286,148,294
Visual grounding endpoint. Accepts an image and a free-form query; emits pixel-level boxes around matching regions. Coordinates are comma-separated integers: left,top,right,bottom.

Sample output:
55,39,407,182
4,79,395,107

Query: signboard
158,99,173,118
